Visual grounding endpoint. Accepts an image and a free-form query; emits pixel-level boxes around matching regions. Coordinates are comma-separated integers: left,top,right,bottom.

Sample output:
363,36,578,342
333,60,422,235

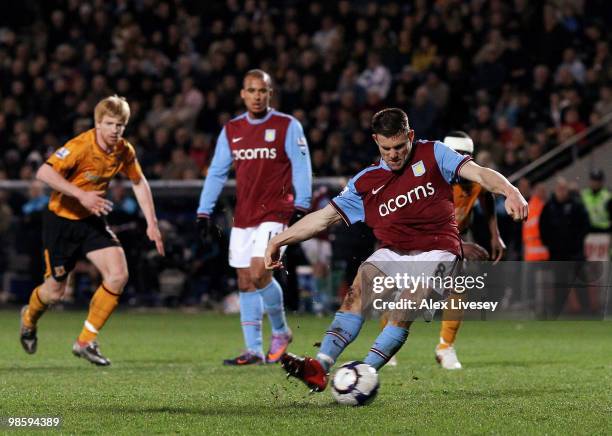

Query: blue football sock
259,278,289,335
239,291,264,356
364,325,409,370
316,312,364,372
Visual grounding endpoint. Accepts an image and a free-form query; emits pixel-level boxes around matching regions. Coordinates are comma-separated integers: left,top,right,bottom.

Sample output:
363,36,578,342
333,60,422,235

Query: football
331,361,380,406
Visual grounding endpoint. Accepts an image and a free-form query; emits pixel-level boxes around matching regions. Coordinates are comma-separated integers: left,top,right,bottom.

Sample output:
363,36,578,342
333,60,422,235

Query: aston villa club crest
265,129,276,142
412,160,426,177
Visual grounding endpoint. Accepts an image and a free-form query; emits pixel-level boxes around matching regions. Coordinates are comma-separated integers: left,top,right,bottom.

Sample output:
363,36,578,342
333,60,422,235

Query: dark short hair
371,108,410,137
244,69,272,87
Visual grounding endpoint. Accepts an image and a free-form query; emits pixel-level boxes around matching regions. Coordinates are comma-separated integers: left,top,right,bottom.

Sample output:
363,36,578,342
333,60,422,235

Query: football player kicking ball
264,108,527,391
197,69,311,365
20,95,165,366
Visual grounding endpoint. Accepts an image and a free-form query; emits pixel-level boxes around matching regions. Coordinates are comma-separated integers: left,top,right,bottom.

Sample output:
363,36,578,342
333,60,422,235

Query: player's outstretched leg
259,278,292,363
281,311,364,391
223,290,265,365
281,272,365,391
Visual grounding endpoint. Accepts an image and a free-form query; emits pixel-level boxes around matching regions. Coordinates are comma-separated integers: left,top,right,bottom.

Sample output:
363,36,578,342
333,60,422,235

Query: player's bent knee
249,264,272,289
104,270,129,293
42,282,66,305
251,273,272,290
42,276,65,294
45,293,64,305
237,275,254,292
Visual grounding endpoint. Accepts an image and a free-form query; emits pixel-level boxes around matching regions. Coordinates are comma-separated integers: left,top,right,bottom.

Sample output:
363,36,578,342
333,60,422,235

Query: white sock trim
84,320,99,334
316,352,335,367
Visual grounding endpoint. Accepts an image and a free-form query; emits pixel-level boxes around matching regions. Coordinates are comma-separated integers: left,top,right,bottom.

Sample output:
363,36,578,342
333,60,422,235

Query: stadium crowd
0,0,611,181
0,0,611,307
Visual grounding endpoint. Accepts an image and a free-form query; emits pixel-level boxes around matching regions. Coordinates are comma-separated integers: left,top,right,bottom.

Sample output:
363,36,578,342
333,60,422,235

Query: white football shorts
229,221,287,268
364,248,459,296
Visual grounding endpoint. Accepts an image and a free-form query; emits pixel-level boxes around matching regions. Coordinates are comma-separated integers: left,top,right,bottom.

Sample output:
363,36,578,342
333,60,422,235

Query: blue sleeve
434,140,471,184
330,177,364,225
197,127,232,215
285,118,312,210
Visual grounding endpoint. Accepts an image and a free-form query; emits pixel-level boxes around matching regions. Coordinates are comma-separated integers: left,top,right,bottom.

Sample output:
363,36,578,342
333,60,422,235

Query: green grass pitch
1,311,611,434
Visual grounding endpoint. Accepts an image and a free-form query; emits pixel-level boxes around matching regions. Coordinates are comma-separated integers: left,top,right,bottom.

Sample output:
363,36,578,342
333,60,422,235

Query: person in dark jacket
540,177,590,261
539,176,591,316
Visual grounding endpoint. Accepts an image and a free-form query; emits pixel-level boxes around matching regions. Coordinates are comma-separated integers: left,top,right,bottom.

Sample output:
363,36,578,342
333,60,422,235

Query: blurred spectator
561,107,587,135
522,183,550,261
163,148,200,180
540,176,592,316
408,86,439,139
473,44,506,94
593,84,612,117
424,71,449,110
539,177,590,260
21,180,49,216
556,47,586,84
411,35,437,73
356,53,392,100
189,133,212,173
311,149,334,177
580,169,611,233
109,183,138,219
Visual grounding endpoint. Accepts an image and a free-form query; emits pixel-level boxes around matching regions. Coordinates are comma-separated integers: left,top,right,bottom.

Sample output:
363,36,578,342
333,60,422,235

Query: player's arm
479,190,506,263
131,176,164,256
285,118,313,224
267,173,364,269
265,204,341,269
196,127,232,240
458,161,528,221
197,127,232,217
121,144,164,255
435,141,527,221
36,163,112,216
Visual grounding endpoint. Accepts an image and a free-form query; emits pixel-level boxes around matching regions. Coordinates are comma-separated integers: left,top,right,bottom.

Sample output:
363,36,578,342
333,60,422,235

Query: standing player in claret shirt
197,69,312,366
19,95,165,366
265,108,527,392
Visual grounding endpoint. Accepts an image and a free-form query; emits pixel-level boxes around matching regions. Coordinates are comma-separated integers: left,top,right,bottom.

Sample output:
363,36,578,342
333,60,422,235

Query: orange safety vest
522,196,549,261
